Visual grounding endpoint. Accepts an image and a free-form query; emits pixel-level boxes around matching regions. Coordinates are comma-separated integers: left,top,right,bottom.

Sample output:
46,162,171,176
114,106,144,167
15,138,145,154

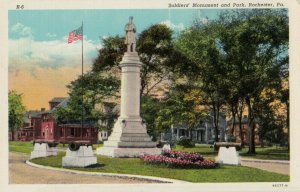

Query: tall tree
175,21,229,142
9,90,26,141
219,9,288,153
155,84,206,140
54,71,120,129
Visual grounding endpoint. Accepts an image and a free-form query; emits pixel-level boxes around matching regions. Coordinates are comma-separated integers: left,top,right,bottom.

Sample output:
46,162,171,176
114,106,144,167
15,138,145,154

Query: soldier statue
124,16,136,52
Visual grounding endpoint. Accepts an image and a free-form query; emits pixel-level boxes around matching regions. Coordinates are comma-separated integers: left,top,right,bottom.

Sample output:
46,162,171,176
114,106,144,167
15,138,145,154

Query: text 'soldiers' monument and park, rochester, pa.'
96,17,162,157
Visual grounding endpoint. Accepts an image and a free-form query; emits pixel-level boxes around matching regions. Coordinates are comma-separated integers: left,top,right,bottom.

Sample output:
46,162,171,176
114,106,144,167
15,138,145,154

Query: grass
174,144,289,160
30,152,289,182
9,141,289,182
9,141,34,154
238,146,289,160
9,141,289,160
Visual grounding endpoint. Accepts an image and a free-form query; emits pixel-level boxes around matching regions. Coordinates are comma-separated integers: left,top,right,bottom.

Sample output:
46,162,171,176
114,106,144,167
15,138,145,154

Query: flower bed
141,150,218,169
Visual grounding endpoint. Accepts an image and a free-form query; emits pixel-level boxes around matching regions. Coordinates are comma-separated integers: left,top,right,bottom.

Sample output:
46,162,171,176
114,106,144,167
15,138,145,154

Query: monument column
96,17,161,157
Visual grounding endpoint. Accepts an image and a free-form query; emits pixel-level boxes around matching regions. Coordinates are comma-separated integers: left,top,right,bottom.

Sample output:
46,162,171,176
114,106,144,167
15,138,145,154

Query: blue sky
8,9,221,109
9,9,220,42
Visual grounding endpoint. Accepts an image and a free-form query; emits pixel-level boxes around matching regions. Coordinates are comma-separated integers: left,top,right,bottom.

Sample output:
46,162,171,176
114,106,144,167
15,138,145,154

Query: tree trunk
231,104,236,137
11,130,15,141
238,116,244,147
212,105,219,142
246,96,256,154
237,98,244,147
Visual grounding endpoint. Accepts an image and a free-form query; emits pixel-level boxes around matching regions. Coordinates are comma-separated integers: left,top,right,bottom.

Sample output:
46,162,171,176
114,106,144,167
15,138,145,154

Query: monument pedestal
216,147,241,166
30,143,57,159
97,118,161,157
62,146,97,167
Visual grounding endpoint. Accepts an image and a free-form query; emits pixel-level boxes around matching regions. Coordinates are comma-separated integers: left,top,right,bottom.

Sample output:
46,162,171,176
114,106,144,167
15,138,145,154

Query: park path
9,152,157,184
241,158,289,175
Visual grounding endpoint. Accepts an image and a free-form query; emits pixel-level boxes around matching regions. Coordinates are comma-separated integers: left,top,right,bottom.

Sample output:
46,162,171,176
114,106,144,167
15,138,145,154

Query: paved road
241,159,289,175
9,152,157,184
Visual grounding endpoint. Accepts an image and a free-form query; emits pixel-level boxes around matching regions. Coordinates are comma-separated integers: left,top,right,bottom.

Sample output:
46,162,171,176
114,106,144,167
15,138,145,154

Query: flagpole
81,21,83,140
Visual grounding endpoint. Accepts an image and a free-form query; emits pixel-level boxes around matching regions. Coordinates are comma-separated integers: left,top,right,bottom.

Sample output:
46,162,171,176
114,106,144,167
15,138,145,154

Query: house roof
54,98,69,108
49,97,67,103
27,111,43,118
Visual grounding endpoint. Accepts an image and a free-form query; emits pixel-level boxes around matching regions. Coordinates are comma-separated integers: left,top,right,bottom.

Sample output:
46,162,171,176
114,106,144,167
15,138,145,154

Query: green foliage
9,90,26,140
93,35,126,72
155,84,206,133
175,9,289,151
141,95,163,140
177,137,195,148
53,71,120,126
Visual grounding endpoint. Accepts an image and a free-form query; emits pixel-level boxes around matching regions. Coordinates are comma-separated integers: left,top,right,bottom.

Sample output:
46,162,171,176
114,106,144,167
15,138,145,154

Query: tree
54,71,120,130
140,95,163,141
155,84,206,140
218,9,288,153
175,21,229,142
9,90,26,141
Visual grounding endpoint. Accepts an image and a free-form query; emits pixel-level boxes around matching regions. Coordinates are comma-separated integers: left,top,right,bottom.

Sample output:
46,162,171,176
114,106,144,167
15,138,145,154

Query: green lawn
174,144,289,160
9,141,68,154
9,141,289,182
30,152,289,182
9,141,34,154
9,141,289,160
239,146,289,160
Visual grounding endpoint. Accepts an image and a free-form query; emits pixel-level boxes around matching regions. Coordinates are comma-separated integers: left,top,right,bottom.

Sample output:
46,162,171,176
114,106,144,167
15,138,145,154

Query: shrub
177,137,195,148
141,150,218,169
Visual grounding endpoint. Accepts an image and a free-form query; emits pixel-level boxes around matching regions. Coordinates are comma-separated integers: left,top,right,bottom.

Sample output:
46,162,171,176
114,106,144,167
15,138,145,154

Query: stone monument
30,143,58,159
216,147,241,166
96,17,161,157
62,145,97,167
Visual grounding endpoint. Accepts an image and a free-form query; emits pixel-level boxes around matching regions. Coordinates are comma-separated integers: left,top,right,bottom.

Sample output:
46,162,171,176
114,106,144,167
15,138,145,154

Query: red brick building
227,116,260,145
12,97,98,145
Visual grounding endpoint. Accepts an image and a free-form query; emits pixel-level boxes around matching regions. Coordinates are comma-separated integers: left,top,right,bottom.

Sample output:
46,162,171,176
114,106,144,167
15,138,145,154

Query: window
71,128,75,136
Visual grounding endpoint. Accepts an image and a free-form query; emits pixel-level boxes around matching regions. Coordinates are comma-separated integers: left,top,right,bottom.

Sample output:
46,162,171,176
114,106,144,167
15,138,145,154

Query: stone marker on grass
30,143,58,159
216,146,241,166
62,145,97,167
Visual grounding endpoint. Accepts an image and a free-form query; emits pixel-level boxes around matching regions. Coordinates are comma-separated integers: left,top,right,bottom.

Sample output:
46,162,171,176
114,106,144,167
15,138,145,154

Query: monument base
96,147,162,158
30,143,58,159
62,146,97,167
216,147,241,166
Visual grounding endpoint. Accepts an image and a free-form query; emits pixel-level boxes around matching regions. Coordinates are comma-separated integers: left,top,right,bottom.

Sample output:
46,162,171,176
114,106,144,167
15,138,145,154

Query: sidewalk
240,158,289,175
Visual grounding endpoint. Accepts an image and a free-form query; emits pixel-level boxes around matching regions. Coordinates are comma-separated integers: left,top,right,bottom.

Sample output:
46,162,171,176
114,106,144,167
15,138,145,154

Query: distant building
161,112,227,144
49,97,68,110
12,97,98,144
227,115,260,145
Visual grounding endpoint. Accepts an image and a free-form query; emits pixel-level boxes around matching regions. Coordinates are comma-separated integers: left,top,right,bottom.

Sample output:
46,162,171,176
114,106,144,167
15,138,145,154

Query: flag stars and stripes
68,26,83,43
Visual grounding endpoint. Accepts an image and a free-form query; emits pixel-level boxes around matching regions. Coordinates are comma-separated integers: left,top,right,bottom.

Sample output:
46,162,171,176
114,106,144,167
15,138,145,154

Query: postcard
1,0,300,192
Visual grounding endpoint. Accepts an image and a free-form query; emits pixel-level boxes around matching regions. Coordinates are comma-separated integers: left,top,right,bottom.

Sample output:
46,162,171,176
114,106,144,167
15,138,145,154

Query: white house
161,112,227,144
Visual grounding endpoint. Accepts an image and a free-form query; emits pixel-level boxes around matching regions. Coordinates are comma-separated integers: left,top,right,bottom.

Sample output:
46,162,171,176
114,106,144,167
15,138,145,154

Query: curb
25,160,190,184
241,158,290,164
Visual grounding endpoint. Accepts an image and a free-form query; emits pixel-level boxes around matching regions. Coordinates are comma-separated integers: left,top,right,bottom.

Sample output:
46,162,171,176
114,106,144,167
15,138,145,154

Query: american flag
68,26,83,43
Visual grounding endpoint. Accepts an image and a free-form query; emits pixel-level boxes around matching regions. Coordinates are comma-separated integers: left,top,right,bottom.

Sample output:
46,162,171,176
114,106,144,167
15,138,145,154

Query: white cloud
9,36,102,76
160,20,185,31
200,17,209,25
46,32,57,38
11,22,33,37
